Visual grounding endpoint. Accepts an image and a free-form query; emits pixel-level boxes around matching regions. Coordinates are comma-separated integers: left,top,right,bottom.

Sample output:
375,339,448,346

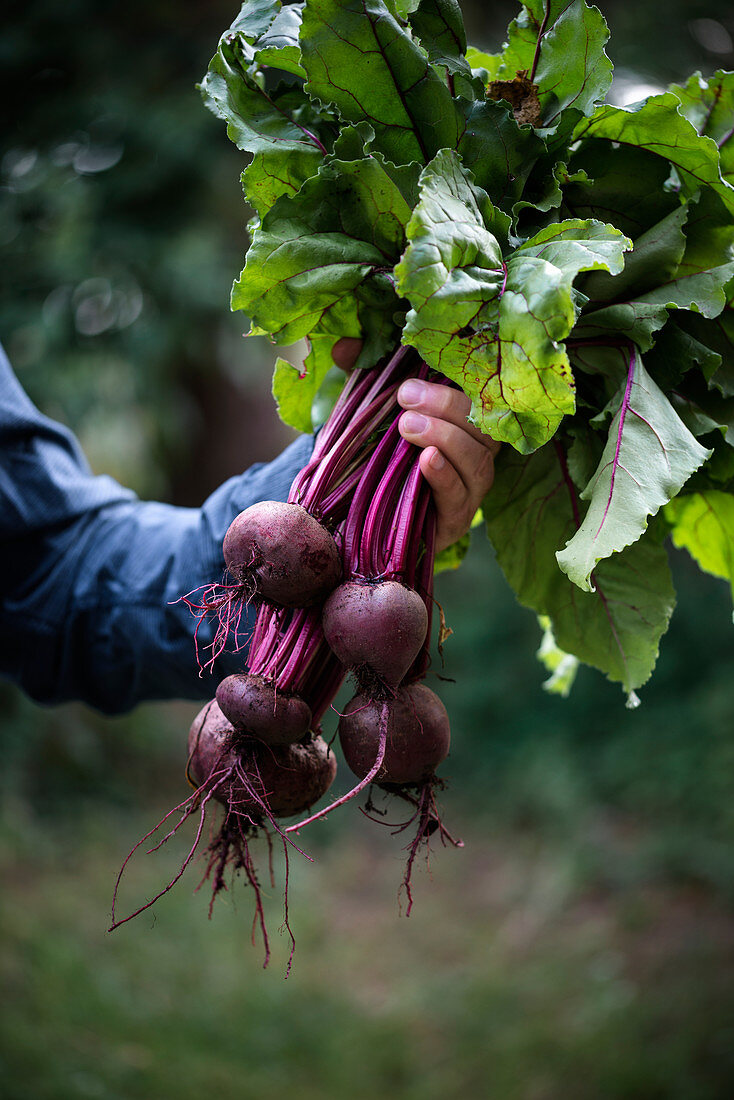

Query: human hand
396,379,499,553
331,339,499,554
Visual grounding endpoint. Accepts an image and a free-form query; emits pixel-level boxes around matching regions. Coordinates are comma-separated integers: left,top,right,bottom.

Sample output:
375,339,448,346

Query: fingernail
399,380,426,407
401,411,428,434
429,450,445,470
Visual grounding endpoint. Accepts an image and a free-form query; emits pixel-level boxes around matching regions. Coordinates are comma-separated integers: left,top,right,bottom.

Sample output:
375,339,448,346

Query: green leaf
513,159,589,230
556,351,711,591
200,32,325,215
300,0,461,165
536,616,579,697
670,383,734,443
232,153,410,342
517,218,631,280
575,275,734,354
232,218,377,344
229,0,282,41
582,205,689,305
485,443,675,694
201,32,323,158
465,45,501,81
409,0,466,60
397,155,629,452
497,0,612,127
573,93,734,217
408,0,480,100
575,192,734,352
272,352,332,433
311,364,347,429
254,1,306,76
564,142,681,241
665,490,734,600
645,320,722,391
457,99,545,208
676,189,734,297
433,529,471,574
241,147,323,219
669,70,734,188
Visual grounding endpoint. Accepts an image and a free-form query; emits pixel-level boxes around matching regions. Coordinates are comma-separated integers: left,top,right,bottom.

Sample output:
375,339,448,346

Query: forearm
0,434,314,714
0,345,314,713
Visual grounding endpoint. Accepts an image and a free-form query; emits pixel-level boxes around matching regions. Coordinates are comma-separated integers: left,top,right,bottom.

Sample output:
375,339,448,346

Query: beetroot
223,501,341,608
338,683,450,786
286,682,458,918
215,673,312,746
110,699,337,971
322,580,428,689
187,700,336,817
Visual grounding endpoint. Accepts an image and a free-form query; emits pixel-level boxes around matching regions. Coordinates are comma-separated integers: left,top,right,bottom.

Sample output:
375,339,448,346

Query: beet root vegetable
187,700,336,817
338,683,460,915
223,501,341,608
322,580,428,690
338,683,450,785
215,673,312,746
110,700,336,972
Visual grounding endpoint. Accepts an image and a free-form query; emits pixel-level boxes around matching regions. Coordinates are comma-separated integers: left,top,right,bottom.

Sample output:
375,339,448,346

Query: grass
3,795,734,1100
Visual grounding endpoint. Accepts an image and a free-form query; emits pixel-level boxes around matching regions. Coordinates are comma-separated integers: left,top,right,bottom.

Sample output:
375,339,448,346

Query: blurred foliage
0,0,293,501
2,0,734,1095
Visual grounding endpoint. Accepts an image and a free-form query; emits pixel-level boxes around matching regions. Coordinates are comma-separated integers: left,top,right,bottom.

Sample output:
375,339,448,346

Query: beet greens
202,0,734,702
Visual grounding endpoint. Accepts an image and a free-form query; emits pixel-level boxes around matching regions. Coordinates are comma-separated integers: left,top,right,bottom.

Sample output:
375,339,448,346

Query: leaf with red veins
573,93,734,217
300,0,462,166
556,349,712,592
494,0,613,128
485,442,675,696
396,152,630,453
668,70,734,188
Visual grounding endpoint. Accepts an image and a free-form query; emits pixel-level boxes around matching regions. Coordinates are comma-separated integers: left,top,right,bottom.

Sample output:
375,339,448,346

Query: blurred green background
2,1,734,1097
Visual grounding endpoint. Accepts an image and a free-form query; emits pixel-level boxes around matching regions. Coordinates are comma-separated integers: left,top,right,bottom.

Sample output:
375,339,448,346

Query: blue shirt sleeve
0,345,314,714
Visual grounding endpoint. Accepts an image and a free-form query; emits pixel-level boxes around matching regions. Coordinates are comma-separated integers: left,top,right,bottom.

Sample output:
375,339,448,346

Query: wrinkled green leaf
497,0,612,126
669,70,734,187
254,1,305,76
556,351,711,591
573,93,734,217
201,33,322,158
485,444,675,694
241,147,322,219
396,151,629,452
233,153,410,343
300,0,462,165
201,31,325,216
229,0,282,41
517,218,631,279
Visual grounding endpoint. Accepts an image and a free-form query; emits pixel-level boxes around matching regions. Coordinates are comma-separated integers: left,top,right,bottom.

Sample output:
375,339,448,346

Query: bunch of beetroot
110,346,458,966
